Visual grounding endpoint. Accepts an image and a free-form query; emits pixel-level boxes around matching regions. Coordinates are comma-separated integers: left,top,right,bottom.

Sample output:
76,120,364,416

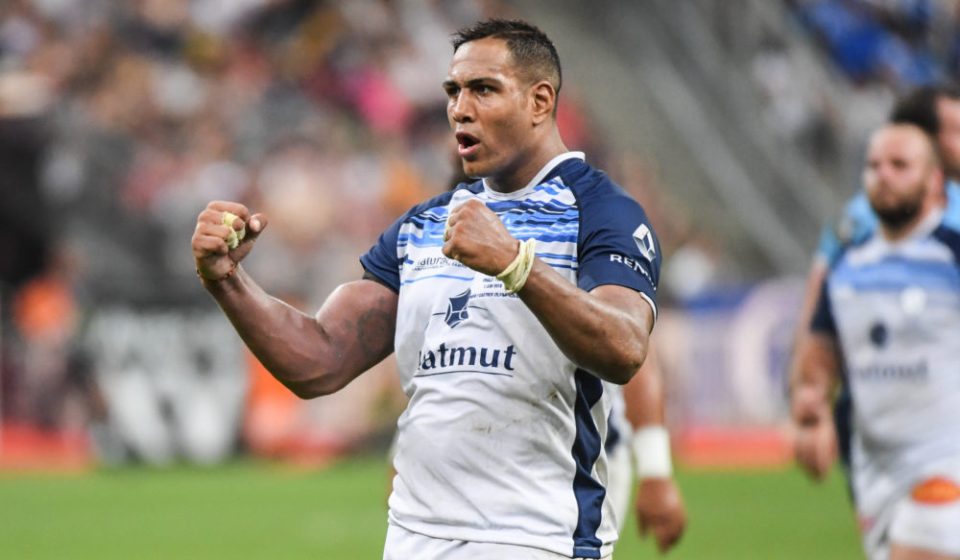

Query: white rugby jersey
813,209,960,487
361,153,660,559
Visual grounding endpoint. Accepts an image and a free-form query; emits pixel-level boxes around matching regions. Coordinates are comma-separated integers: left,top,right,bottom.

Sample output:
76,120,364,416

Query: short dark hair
451,19,562,95
889,84,960,136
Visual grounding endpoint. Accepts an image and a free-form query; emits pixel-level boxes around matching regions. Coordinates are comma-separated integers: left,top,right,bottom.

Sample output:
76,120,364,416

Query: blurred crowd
794,0,958,87
0,0,497,455
5,0,953,467
749,0,960,176
0,0,675,464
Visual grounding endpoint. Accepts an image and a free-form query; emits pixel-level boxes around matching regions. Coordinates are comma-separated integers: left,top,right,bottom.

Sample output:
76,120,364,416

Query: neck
485,128,568,193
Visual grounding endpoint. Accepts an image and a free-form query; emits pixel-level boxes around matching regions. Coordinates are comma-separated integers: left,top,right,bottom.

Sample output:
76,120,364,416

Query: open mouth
456,132,480,157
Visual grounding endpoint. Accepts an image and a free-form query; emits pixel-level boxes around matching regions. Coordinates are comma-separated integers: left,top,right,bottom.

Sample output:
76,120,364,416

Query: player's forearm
203,269,394,398
623,344,665,428
789,334,839,400
519,260,650,384
789,333,841,426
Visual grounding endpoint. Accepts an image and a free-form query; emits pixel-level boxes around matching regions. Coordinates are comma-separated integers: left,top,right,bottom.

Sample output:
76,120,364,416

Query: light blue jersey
361,153,660,559
813,209,960,484
813,209,960,557
816,181,960,266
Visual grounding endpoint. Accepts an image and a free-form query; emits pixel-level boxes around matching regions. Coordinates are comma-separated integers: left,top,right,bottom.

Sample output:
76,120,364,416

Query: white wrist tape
632,426,673,479
496,238,536,294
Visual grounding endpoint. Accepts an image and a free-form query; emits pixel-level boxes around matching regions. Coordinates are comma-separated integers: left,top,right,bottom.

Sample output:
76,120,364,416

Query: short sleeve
576,185,661,316
360,215,403,293
810,279,836,335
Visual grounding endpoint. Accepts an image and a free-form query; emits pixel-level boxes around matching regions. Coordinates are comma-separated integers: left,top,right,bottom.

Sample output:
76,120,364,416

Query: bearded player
792,123,960,560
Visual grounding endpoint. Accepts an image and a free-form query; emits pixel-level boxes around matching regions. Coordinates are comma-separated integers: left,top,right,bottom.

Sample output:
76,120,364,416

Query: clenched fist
443,199,519,276
192,201,268,282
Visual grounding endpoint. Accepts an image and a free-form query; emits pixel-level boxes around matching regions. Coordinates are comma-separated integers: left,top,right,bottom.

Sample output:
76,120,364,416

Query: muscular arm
444,199,653,385
204,271,397,398
623,340,665,428
193,201,398,399
623,340,687,552
518,261,653,385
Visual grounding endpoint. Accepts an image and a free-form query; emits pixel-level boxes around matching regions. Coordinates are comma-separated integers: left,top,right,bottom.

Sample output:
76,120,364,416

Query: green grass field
0,456,861,559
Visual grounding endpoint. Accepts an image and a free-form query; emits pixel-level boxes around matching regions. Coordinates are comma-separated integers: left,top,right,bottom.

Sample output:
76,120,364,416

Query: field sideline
0,456,861,559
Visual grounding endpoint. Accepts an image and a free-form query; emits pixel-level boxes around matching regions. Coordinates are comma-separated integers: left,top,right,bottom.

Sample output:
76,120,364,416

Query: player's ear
530,80,555,125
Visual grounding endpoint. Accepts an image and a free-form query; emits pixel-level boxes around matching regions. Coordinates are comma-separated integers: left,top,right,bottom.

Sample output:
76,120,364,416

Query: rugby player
792,123,960,560
193,19,661,559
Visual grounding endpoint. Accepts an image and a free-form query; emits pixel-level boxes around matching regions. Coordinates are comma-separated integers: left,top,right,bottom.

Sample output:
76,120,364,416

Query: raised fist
443,199,519,276
192,201,268,282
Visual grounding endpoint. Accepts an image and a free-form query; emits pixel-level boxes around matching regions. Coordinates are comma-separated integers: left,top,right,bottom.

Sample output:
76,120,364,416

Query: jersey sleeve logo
633,224,656,262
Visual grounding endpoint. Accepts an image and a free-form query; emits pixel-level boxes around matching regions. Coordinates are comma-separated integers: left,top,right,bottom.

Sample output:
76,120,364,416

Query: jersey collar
481,151,585,200
876,207,945,247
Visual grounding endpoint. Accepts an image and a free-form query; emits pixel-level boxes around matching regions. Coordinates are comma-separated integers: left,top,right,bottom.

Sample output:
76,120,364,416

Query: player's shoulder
818,190,877,269
931,215,960,263
557,159,633,203
943,180,960,228
555,159,648,227
829,226,878,274
836,191,877,245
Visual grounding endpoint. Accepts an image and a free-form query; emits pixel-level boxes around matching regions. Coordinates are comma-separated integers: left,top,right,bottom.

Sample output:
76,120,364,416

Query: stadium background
0,0,948,557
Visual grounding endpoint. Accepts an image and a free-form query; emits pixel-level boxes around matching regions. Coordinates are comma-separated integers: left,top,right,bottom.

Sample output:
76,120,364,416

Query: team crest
445,289,471,328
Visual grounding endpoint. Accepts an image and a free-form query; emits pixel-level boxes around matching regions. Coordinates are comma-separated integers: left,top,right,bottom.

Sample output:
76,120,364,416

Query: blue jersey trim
571,369,605,559
810,279,836,335
932,224,960,265
604,410,621,454
400,273,475,285
561,163,661,302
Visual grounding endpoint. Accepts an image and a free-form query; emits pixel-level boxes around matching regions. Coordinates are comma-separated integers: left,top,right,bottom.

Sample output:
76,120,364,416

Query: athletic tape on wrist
632,425,673,479
496,238,536,294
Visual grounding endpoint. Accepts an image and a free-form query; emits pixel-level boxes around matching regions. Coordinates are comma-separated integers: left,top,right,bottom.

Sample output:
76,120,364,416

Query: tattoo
356,294,396,357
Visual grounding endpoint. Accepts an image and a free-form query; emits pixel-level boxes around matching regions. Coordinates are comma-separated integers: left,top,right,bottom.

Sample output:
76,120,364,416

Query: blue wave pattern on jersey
832,254,960,292
396,177,581,271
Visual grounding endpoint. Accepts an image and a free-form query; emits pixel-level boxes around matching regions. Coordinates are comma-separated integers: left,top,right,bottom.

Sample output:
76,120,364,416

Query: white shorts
857,458,960,559
383,523,607,560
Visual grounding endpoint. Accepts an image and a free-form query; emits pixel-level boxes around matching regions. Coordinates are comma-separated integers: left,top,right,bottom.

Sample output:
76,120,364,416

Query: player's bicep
589,284,655,335
314,279,398,379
